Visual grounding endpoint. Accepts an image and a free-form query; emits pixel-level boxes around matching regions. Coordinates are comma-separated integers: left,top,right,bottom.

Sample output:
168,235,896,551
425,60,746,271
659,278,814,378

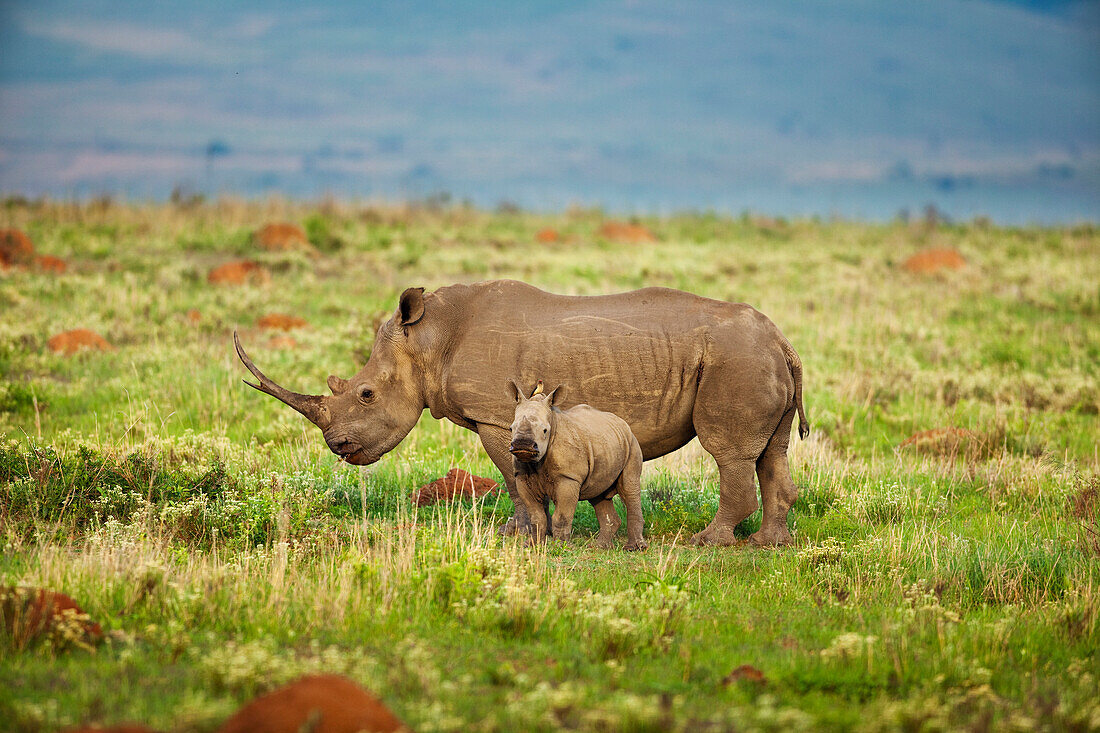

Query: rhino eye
359,387,375,402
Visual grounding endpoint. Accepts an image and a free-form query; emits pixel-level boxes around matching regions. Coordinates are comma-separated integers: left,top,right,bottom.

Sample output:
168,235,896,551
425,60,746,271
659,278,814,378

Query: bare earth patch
0,228,35,267
217,675,404,733
207,261,271,286
598,221,657,243
267,335,299,350
2,586,103,650
48,329,114,356
63,721,160,726
253,222,314,253
535,227,561,243
34,254,68,273
902,247,967,274
899,426,976,452
257,313,309,331
723,664,767,686
411,467,499,507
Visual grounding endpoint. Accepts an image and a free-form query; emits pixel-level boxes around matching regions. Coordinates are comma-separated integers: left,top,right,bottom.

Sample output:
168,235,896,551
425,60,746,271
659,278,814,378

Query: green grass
1,199,1098,731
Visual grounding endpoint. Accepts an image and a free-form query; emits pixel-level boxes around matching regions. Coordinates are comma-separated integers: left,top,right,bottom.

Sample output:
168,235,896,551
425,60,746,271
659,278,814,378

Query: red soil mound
2,587,103,649
257,313,309,331
218,675,404,733
62,721,159,726
723,664,767,685
48,329,114,356
598,221,657,244
35,254,68,273
411,467,499,507
902,248,966,274
0,228,35,267
253,222,311,252
899,427,975,452
535,227,560,243
267,335,298,350
207,261,271,286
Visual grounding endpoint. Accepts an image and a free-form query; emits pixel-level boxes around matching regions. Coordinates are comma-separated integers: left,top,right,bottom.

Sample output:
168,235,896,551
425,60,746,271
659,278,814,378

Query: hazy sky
1,0,1098,221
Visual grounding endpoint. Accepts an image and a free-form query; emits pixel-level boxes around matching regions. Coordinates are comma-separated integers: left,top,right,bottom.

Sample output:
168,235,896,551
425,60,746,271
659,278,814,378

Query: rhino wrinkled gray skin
509,381,646,550
234,279,809,546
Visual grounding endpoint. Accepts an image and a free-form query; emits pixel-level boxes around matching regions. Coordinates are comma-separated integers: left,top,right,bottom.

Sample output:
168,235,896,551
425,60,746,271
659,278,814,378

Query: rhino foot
688,525,738,546
748,525,794,547
623,540,648,552
593,537,615,550
498,517,518,537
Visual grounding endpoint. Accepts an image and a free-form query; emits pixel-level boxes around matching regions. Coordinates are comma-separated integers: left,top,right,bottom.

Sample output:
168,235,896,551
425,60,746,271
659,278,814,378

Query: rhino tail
782,340,810,440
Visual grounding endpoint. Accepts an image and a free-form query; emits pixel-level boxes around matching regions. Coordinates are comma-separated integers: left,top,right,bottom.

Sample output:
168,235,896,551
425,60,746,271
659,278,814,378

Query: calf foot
499,516,518,537
748,524,793,547
688,524,738,546
623,539,648,552
593,537,615,550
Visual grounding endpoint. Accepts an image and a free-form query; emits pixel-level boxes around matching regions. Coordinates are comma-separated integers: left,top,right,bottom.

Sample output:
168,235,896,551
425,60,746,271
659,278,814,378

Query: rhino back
435,280,780,458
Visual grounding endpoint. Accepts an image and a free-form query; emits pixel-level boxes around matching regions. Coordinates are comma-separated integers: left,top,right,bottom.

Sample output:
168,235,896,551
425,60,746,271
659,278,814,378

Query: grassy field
1,198,1098,732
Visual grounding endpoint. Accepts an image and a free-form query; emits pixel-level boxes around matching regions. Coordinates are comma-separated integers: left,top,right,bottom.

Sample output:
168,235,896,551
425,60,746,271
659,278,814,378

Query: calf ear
544,385,562,406
399,287,425,326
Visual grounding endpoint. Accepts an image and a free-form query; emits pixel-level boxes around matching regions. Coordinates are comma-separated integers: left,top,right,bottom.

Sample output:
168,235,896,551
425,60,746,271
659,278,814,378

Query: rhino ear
399,287,425,326
509,378,525,404
544,384,562,406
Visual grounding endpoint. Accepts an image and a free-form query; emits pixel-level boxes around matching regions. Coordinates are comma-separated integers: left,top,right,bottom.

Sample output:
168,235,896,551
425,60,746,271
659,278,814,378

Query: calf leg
617,443,647,551
478,424,548,537
517,480,550,544
591,497,621,549
550,479,581,543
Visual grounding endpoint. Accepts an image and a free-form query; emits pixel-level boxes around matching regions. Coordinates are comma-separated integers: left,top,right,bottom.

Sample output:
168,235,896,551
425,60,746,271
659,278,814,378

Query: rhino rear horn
233,330,330,428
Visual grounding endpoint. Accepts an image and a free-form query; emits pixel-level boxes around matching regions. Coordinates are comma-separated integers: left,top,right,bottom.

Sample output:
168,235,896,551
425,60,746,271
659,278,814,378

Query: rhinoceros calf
234,279,808,546
508,381,646,550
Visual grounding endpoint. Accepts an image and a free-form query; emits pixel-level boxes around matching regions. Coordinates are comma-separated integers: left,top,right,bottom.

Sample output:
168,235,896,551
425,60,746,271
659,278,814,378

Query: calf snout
509,437,539,460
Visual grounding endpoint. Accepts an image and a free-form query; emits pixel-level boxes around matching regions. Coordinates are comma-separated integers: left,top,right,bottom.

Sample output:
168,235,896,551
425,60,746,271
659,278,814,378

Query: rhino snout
326,435,359,457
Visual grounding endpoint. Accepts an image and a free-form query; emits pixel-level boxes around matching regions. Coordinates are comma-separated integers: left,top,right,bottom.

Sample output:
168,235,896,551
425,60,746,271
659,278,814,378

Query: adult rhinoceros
234,279,809,546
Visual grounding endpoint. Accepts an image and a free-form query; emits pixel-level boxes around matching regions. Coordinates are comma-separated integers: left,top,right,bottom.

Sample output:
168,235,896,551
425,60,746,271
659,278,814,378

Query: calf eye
359,387,374,402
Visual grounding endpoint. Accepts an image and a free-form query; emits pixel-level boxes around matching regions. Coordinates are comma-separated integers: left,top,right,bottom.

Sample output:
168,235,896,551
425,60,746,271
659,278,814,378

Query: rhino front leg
516,478,550,544
550,478,580,543
477,424,544,537
618,445,647,551
591,497,621,549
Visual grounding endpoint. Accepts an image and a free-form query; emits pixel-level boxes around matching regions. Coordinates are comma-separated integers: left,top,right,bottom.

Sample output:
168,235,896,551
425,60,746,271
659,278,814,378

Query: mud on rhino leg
477,424,547,536
750,409,798,547
688,457,757,546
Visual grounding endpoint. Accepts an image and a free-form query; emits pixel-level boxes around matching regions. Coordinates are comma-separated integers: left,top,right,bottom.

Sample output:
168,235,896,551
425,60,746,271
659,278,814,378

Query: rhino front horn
233,330,330,428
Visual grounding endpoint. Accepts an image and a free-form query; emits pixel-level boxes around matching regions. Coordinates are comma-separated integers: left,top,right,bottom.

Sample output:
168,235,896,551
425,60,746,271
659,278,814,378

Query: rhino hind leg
618,443,647,551
688,457,758,546
750,408,798,547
